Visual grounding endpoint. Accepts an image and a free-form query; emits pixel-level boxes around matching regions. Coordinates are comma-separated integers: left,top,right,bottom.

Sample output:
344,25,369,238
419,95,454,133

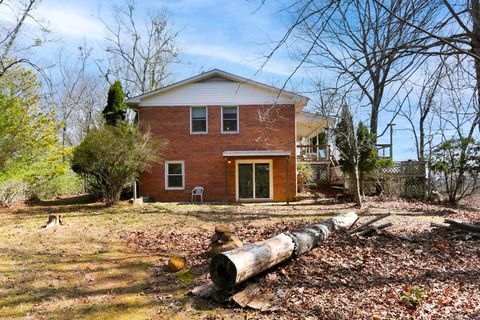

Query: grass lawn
0,196,477,319
0,198,343,319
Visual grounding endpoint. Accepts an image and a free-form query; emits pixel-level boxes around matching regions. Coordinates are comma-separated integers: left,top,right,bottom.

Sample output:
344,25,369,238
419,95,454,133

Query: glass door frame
235,159,273,201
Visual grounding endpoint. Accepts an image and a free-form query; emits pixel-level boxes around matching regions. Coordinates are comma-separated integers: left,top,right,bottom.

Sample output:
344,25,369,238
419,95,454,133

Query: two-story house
126,69,330,202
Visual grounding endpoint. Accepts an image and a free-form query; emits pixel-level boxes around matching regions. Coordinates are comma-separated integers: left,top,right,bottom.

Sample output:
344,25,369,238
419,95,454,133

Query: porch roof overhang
296,111,334,139
223,150,291,157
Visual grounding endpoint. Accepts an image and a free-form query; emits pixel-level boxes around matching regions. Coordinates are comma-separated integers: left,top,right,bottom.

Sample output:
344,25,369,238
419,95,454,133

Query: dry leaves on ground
121,214,480,320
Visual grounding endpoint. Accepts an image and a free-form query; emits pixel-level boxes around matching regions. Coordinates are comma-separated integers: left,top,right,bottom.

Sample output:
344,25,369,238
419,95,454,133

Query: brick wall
138,104,296,202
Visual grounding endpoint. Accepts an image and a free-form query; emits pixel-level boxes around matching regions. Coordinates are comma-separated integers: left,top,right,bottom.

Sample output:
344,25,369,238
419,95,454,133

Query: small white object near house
191,186,204,203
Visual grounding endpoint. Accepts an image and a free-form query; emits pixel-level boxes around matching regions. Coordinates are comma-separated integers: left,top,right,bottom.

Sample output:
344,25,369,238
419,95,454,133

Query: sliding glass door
237,161,272,200
238,164,254,198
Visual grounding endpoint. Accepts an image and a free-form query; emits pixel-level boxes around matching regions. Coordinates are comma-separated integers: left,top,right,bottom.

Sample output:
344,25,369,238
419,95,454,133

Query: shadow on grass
176,210,336,225
0,246,159,319
13,203,106,216
33,194,97,206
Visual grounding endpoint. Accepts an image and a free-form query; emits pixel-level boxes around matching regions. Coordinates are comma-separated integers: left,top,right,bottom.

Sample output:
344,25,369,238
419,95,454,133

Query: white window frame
221,106,239,134
190,106,208,134
165,160,185,190
235,159,273,201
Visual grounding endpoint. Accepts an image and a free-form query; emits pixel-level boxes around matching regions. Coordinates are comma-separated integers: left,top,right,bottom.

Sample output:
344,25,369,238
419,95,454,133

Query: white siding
198,76,234,83
138,81,295,107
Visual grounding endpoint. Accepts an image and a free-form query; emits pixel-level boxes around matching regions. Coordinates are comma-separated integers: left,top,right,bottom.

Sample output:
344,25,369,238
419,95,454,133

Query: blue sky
14,0,298,82
1,0,421,160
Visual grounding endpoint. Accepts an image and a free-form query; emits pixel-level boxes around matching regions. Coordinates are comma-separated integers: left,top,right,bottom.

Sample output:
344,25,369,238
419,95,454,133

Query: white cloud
0,1,107,41
35,4,106,41
183,43,294,77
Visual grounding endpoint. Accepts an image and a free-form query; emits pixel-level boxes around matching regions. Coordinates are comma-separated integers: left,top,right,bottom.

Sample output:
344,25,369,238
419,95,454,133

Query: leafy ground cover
0,195,479,319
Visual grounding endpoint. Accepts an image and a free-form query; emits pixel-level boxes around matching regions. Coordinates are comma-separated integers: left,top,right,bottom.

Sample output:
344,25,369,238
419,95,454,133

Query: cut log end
210,253,238,289
44,214,63,229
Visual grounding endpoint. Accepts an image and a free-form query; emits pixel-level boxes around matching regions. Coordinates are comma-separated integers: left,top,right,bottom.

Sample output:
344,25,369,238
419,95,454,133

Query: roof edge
125,69,308,105
223,150,291,157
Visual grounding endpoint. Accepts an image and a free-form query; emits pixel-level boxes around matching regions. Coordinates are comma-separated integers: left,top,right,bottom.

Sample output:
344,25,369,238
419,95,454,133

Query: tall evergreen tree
357,122,379,195
334,105,362,207
335,105,356,173
103,80,127,126
357,122,378,174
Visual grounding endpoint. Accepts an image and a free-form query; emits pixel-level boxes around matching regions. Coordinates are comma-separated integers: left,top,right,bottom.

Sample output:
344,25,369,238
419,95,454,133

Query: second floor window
222,106,238,133
191,107,207,133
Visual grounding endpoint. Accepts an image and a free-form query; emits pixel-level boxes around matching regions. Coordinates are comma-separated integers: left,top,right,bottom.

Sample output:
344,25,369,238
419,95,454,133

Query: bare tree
44,46,106,146
99,0,180,97
70,77,105,145
260,0,435,137
372,0,480,132
310,80,345,119
428,54,480,202
400,62,445,161
434,55,478,142
0,0,47,77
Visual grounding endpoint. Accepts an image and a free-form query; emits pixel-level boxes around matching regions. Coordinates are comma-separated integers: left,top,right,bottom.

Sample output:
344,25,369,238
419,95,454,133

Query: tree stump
209,225,243,255
44,214,63,229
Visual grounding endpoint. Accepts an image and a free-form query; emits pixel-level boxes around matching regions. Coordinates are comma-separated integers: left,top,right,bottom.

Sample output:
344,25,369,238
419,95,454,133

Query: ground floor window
236,160,272,200
165,161,184,190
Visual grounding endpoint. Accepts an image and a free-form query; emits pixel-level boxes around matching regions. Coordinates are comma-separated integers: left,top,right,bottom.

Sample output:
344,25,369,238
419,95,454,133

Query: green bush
0,64,69,205
28,170,83,200
430,137,480,203
72,124,164,206
297,163,314,193
0,179,28,207
377,157,394,168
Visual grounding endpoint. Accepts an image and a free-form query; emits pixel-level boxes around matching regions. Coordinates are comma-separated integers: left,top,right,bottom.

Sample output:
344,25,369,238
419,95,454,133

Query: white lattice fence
299,162,330,185
345,161,427,198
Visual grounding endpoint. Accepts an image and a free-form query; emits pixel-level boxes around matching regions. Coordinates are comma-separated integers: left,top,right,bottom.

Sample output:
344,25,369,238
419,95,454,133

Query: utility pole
389,123,396,159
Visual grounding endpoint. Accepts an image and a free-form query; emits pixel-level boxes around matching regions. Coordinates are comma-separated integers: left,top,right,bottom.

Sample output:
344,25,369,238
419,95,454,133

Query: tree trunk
445,219,480,234
471,0,480,132
209,212,358,289
352,166,362,208
370,92,381,138
360,171,365,197
419,117,425,161
0,0,36,69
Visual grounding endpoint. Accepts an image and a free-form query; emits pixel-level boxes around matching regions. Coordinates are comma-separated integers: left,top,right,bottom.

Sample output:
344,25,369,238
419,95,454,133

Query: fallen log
444,219,480,234
348,216,360,231
358,222,392,237
382,231,414,242
209,211,358,289
431,222,451,229
348,213,390,234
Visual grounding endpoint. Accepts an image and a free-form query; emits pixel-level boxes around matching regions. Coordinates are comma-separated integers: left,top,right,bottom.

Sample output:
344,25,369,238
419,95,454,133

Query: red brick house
126,69,330,202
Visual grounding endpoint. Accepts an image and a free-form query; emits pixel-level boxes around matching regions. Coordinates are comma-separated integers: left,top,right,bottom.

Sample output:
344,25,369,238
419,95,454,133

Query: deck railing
376,143,392,159
297,144,330,162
